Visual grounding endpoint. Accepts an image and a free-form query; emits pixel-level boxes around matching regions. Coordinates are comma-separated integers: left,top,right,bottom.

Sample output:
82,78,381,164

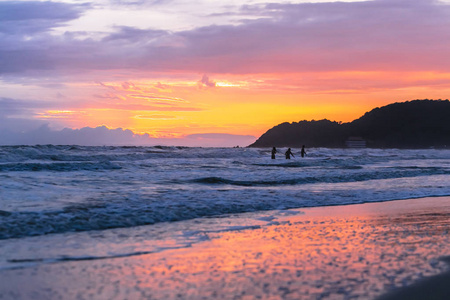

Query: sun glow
36,69,450,141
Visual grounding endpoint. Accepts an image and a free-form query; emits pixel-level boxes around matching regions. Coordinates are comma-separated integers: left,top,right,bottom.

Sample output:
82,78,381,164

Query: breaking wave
1,145,450,239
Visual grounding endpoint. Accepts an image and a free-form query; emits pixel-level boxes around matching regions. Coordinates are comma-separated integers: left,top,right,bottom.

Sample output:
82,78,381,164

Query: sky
1,0,450,146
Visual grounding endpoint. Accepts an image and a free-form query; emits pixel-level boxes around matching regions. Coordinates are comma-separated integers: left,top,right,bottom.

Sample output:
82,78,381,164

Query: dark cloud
0,1,86,35
0,1,87,74
2,0,450,77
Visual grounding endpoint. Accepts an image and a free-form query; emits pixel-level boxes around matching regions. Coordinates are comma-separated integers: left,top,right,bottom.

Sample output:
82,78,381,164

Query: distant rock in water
249,99,450,148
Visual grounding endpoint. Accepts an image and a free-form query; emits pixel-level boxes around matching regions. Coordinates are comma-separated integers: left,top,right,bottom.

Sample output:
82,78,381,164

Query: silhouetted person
271,147,277,159
285,148,294,159
301,145,306,157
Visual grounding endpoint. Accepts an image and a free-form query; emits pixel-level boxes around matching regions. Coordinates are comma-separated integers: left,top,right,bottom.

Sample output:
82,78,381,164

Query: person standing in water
285,148,294,159
271,147,277,159
301,145,306,157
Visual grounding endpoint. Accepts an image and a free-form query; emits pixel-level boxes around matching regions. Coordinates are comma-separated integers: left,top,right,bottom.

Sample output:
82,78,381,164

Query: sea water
1,145,449,241
1,145,450,299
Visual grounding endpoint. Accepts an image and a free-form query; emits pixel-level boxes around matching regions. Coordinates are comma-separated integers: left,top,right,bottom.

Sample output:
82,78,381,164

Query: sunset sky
1,0,450,146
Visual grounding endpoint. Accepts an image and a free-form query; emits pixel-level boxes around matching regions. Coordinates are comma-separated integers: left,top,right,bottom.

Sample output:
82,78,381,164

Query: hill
249,99,450,148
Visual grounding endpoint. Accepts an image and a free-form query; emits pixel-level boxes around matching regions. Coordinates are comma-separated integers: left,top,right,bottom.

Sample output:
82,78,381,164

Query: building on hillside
345,137,366,148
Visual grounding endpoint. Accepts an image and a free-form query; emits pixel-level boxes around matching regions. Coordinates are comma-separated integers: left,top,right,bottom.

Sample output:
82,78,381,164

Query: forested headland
249,99,450,148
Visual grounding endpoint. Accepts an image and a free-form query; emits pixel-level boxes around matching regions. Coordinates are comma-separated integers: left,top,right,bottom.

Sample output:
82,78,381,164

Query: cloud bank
2,0,450,77
0,125,257,147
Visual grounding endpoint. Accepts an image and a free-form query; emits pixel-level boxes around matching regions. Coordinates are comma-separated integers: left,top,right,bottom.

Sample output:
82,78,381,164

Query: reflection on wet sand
129,199,449,299
0,197,449,299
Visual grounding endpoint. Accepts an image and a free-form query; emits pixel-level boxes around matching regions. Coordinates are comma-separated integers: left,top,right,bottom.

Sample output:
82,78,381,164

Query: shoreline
0,196,449,299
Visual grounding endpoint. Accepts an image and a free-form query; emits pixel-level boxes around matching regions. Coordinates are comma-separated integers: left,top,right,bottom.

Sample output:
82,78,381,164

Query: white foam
0,146,449,239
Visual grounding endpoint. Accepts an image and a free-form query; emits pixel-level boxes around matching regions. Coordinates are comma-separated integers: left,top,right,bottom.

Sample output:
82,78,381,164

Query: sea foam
1,145,449,239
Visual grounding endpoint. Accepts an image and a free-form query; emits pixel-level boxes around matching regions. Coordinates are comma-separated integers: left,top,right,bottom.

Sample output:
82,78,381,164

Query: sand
0,197,449,300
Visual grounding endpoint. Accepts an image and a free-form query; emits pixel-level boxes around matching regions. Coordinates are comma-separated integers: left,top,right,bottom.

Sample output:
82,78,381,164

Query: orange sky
34,71,450,138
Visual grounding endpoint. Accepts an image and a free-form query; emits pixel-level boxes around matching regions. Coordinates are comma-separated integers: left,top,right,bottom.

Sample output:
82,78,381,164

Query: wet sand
0,197,449,299
377,258,450,300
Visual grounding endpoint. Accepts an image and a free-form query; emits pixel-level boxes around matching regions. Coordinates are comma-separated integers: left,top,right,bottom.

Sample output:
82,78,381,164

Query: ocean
1,145,449,241
1,145,450,299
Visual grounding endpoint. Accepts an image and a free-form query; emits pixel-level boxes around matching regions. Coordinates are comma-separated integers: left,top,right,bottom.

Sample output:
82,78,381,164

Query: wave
189,167,450,186
2,145,450,164
252,161,364,169
2,146,450,240
0,201,276,240
0,161,121,172
3,190,450,241
0,145,259,163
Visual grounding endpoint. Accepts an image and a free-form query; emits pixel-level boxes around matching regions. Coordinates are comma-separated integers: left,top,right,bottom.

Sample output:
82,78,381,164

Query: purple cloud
0,125,257,147
0,1,87,74
1,0,450,77
199,74,216,88
0,97,50,118
0,97,54,132
0,1,86,35
0,125,138,146
103,26,167,43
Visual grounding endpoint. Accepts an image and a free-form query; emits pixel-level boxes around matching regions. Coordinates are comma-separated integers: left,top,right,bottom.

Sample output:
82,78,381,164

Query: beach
3,0,450,297
1,196,449,300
